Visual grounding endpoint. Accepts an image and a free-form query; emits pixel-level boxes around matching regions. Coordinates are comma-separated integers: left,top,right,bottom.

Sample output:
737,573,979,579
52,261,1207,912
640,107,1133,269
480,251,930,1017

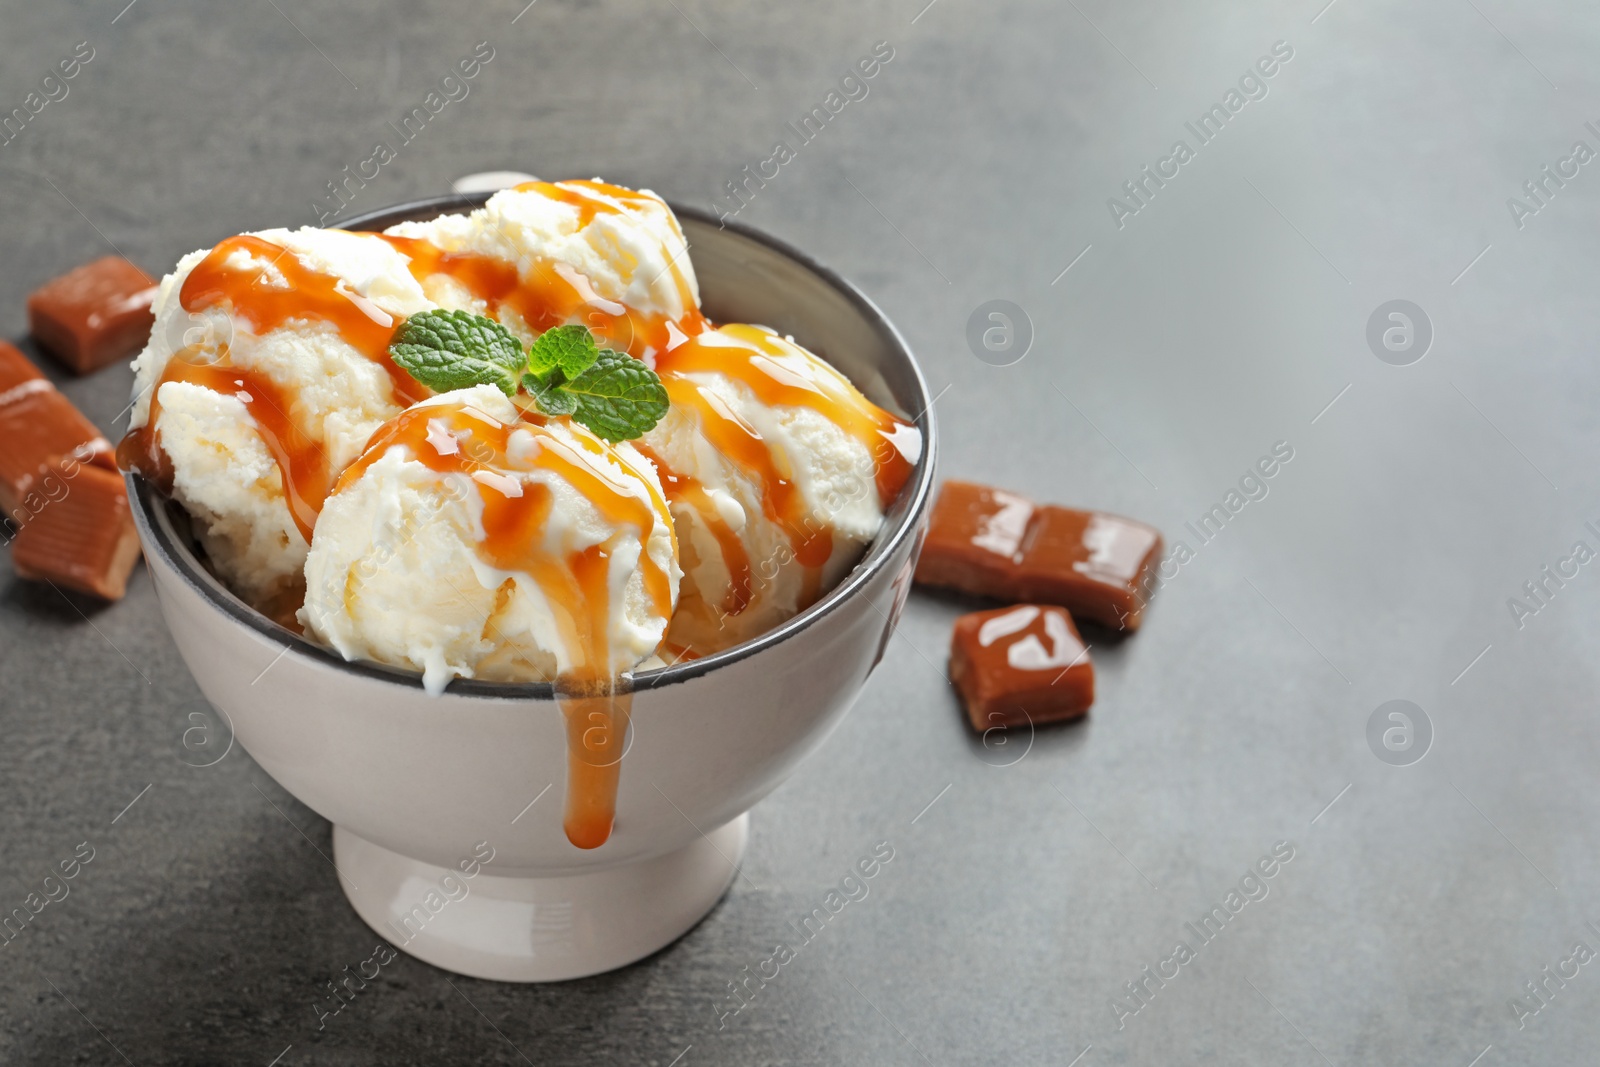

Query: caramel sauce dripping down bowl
123,194,939,982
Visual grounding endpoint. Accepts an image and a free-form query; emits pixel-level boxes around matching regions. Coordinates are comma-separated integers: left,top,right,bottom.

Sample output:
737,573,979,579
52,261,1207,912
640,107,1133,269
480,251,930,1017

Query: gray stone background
2,0,1598,1063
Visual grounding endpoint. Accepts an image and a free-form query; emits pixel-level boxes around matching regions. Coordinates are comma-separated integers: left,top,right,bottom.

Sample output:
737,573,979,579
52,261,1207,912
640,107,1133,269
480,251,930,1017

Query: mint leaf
527,324,599,383
389,310,527,397
518,325,667,439
522,372,578,416
561,349,669,442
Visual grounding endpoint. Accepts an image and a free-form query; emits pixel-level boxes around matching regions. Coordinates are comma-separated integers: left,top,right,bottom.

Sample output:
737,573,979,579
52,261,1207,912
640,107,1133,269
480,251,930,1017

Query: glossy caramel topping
650,325,920,614
517,178,658,227
182,235,427,407
657,640,702,664
381,180,706,359
514,180,701,319
636,442,752,617
118,234,431,542
338,398,674,848
659,371,834,577
655,324,920,507
122,358,328,543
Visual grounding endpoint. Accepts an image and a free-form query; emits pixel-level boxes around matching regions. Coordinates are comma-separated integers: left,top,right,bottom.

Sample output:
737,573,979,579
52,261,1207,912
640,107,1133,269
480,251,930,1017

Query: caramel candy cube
914,480,1162,631
912,480,1034,597
1014,506,1162,631
0,340,44,393
11,457,140,600
0,379,110,517
27,256,156,374
950,604,1093,731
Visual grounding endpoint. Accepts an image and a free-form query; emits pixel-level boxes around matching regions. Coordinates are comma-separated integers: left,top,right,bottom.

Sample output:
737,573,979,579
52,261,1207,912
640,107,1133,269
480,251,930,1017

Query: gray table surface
3,0,1598,1063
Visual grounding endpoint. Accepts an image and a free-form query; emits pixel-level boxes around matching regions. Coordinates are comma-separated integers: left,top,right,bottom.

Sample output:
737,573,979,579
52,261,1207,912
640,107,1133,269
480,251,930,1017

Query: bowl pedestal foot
333,814,749,982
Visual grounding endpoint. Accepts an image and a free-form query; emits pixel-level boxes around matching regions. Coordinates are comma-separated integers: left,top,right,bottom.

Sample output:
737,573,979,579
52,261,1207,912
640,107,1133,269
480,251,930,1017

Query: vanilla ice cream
383,179,701,358
641,324,921,655
300,385,680,694
124,228,435,611
120,180,920,677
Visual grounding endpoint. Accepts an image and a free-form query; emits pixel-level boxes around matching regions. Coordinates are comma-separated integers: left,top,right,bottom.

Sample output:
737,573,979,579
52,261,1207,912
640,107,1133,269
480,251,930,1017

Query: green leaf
389,309,527,397
526,324,599,383
560,349,670,442
522,372,579,416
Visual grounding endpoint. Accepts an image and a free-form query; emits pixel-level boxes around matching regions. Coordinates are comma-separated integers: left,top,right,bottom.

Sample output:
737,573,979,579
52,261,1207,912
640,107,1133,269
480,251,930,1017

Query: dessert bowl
127,193,938,981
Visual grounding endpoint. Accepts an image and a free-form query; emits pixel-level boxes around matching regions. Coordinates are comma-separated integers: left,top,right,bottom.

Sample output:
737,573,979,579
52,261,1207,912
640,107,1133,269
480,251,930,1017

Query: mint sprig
389,309,526,397
557,349,671,444
527,324,600,381
522,373,579,416
387,313,668,442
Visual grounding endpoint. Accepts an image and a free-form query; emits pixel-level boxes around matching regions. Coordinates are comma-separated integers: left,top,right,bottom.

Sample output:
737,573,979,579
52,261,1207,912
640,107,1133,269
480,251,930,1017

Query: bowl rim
128,193,939,699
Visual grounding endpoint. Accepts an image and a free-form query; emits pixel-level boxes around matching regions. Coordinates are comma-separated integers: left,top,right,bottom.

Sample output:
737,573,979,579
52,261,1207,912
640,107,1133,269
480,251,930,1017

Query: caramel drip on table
649,325,922,616
338,399,674,849
382,179,705,358
116,234,428,544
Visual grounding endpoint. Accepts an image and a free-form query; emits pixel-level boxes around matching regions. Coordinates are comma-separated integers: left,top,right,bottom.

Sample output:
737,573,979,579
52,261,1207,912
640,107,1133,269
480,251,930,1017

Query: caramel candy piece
0,340,43,393
950,604,1093,731
914,480,1162,631
1015,506,1162,631
0,373,111,517
912,480,1033,598
11,457,140,600
27,256,156,374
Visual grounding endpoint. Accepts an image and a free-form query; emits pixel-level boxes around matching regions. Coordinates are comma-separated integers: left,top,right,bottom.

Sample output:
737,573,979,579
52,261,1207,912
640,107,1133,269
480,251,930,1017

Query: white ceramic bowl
128,196,938,981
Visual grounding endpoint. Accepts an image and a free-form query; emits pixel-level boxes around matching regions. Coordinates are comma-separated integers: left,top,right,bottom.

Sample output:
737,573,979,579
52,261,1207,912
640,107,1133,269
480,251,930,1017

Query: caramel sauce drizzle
635,442,753,618
124,359,328,543
662,372,835,585
338,398,674,848
657,640,703,664
649,324,920,617
117,234,428,543
381,180,706,359
519,180,702,327
182,234,427,407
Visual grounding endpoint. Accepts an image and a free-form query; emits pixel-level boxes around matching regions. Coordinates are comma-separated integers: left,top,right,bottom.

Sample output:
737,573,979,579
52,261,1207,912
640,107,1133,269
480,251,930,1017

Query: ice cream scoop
382,179,704,359
299,385,680,847
639,323,922,656
301,385,679,691
120,227,435,615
